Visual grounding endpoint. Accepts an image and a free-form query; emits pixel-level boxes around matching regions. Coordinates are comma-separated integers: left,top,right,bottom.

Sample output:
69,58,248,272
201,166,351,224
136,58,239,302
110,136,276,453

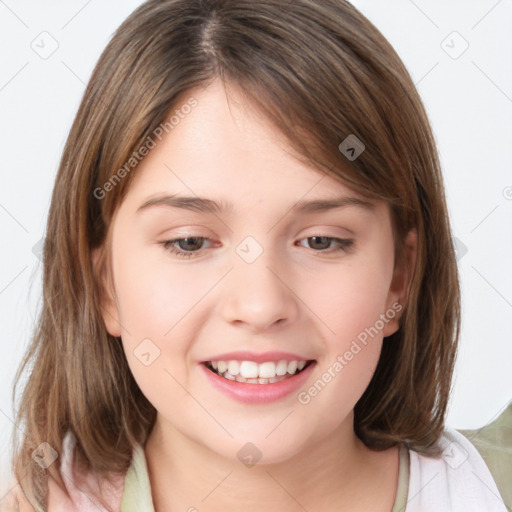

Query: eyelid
160,233,355,259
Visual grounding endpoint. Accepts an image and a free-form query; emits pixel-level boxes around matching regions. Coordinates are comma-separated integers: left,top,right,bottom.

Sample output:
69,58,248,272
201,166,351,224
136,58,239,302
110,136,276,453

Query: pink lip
199,360,316,404
200,350,313,364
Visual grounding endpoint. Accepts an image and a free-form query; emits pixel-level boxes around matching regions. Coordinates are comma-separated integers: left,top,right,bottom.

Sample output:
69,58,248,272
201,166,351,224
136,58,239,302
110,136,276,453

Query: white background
1,0,511,490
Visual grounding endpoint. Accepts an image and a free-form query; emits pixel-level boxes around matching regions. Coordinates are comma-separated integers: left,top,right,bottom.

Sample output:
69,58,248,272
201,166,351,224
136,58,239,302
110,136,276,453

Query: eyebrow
136,194,376,215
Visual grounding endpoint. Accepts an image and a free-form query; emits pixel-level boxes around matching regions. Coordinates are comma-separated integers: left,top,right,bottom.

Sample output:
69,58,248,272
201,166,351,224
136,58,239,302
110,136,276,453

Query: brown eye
297,236,354,253
161,237,212,258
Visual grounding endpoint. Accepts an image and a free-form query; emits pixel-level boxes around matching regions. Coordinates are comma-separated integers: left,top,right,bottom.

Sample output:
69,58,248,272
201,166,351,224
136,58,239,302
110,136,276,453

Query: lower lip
199,362,316,404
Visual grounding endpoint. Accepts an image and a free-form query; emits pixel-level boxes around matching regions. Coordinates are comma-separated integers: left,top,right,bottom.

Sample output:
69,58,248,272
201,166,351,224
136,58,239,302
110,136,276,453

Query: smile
200,357,316,403
204,359,312,384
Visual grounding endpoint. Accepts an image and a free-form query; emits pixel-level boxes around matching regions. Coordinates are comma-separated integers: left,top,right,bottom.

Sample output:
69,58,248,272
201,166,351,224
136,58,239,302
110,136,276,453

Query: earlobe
91,246,122,338
383,228,418,337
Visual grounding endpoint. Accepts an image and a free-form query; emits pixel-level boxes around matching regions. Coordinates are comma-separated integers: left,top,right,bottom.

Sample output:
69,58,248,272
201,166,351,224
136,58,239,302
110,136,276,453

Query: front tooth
287,361,298,374
276,360,288,376
217,361,228,373
227,360,240,376
259,362,276,379
239,361,259,378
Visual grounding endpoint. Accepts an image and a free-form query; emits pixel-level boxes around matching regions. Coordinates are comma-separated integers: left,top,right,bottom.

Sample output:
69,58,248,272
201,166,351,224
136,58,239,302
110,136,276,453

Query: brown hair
9,0,460,509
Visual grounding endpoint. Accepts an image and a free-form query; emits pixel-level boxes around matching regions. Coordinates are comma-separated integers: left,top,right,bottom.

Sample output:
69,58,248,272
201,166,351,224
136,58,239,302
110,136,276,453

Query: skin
93,78,417,512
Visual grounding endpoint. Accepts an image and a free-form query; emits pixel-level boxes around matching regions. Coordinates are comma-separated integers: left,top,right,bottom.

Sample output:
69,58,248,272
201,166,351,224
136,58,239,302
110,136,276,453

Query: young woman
4,1,510,510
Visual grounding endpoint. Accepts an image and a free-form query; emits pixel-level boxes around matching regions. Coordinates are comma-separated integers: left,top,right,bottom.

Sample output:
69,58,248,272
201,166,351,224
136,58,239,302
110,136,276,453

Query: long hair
10,0,460,509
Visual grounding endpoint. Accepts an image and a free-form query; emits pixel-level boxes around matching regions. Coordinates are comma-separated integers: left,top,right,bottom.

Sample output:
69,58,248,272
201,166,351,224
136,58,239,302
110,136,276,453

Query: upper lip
201,351,315,364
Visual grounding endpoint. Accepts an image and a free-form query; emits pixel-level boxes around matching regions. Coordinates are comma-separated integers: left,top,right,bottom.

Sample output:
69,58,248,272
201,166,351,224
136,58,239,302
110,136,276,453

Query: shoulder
406,408,511,512
2,431,128,512
457,401,512,508
0,472,97,512
46,430,127,511
0,465,88,512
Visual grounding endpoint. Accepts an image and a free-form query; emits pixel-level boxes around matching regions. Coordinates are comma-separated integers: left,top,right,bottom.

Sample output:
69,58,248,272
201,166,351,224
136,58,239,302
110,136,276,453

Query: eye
160,235,354,259
296,236,354,254
161,237,213,259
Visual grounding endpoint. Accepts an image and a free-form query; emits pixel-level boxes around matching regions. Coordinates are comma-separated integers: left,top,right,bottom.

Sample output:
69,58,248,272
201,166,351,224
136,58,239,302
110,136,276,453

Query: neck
144,414,399,512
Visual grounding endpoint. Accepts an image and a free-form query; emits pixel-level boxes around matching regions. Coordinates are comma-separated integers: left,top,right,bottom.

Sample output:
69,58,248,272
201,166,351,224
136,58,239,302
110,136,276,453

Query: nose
219,245,299,333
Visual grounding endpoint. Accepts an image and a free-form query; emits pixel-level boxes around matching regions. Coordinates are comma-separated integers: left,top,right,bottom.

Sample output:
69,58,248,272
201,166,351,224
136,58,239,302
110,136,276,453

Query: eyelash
160,236,354,259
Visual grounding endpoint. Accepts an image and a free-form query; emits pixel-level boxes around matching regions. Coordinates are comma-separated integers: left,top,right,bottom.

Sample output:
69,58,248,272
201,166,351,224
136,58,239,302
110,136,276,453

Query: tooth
239,361,259,378
211,361,218,370
246,378,259,384
259,362,276,379
287,361,298,374
227,360,240,376
269,377,279,383
297,360,306,370
258,378,268,384
223,371,235,380
217,361,227,373
276,360,288,376
235,375,246,382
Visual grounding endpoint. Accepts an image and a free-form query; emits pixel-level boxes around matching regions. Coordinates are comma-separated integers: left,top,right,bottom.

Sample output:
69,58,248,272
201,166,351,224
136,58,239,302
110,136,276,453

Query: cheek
301,248,394,409
112,248,195,409
308,257,393,340
299,265,388,420
112,240,205,338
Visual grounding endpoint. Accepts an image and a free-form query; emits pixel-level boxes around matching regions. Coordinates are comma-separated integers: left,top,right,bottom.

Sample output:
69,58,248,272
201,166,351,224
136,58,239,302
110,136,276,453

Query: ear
382,228,417,337
91,246,123,338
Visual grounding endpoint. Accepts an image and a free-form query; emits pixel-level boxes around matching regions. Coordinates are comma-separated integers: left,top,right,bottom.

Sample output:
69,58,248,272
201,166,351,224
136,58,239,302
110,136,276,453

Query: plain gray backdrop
1,0,511,490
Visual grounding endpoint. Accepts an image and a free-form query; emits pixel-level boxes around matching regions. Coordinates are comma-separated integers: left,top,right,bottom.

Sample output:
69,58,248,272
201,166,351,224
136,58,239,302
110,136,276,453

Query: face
94,78,415,464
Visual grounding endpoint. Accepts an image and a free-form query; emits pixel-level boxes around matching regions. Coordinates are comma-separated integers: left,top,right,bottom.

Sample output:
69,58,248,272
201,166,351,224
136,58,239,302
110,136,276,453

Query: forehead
119,79,386,220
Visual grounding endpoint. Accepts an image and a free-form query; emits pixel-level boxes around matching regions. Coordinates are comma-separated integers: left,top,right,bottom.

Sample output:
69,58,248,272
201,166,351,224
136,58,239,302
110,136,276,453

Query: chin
211,433,310,467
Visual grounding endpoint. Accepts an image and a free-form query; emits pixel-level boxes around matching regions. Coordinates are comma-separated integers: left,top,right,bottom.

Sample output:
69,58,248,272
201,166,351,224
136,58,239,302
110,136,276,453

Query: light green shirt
121,403,512,511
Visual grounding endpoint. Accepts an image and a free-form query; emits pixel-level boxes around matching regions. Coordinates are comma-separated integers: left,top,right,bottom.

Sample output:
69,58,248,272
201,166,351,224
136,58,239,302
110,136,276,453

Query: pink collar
47,431,126,511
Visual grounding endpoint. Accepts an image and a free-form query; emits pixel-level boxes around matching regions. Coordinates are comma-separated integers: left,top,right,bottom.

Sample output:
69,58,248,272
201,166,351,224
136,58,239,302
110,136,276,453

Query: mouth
202,359,315,385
